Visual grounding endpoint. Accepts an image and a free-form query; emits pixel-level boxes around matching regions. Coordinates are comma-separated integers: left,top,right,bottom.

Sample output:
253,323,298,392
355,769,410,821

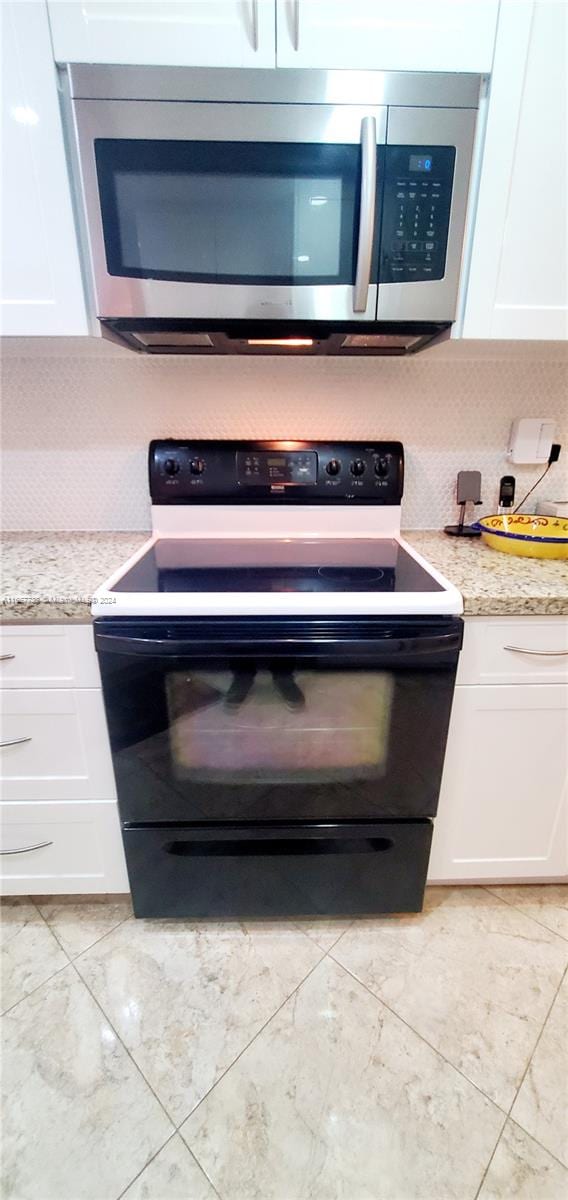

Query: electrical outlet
508,418,556,464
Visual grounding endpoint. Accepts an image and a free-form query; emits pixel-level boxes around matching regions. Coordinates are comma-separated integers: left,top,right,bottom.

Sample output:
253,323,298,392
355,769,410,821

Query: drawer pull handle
0,654,15,662
504,645,568,657
1,840,53,856
0,736,32,748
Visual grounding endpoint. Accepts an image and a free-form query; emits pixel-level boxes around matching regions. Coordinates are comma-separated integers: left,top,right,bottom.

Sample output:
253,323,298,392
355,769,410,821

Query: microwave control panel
379,146,455,284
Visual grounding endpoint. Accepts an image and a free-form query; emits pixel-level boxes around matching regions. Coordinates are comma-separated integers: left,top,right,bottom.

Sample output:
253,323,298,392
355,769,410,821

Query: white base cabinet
0,624,126,896
429,616,568,883
0,801,128,895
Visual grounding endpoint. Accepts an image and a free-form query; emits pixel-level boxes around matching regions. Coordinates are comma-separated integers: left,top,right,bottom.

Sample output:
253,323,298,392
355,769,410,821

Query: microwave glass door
75,101,386,320
96,140,363,288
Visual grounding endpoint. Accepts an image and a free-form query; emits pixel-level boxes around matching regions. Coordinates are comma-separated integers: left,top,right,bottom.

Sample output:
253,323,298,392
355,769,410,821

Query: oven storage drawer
122,821,432,918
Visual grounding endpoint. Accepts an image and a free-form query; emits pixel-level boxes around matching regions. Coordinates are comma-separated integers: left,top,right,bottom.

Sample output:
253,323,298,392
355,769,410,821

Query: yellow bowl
475,513,568,559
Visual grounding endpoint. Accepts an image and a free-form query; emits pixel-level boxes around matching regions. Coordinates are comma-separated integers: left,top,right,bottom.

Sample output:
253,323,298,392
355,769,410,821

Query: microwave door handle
252,0,259,51
353,115,377,313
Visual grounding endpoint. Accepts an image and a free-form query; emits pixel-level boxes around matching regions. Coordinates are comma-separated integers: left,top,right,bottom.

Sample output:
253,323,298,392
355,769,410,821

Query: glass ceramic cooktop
112,539,444,594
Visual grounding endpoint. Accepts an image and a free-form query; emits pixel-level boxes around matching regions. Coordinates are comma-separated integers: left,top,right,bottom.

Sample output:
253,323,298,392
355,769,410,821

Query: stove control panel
150,441,404,505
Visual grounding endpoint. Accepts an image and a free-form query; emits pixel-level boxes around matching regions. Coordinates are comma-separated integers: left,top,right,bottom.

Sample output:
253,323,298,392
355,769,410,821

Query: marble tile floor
1,885,567,1200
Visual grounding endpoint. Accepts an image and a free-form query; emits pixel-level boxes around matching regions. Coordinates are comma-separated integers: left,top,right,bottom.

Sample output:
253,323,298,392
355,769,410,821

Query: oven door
95,617,462,825
73,100,386,322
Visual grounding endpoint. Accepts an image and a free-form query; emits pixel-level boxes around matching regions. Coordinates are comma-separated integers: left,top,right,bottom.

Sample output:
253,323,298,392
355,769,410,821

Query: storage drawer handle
0,736,32,748
0,840,53,856
0,654,15,662
504,645,568,657
164,837,394,857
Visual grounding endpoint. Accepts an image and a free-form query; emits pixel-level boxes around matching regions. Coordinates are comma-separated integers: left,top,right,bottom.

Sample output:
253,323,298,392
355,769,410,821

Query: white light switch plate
508,418,555,464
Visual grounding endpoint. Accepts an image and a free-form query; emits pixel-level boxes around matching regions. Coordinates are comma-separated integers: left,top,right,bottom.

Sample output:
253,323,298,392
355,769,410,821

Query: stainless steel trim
353,116,376,313
0,654,15,662
72,99,384,322
252,0,259,51
293,0,300,51
377,106,478,322
504,646,568,657
0,736,32,748
0,841,53,856
67,65,482,109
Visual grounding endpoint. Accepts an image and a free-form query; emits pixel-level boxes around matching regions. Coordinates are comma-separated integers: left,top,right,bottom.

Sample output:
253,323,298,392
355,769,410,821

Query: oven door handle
95,631,461,657
126,823,397,843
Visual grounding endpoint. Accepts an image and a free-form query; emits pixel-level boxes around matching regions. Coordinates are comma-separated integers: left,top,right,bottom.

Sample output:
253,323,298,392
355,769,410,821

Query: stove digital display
236,450,318,486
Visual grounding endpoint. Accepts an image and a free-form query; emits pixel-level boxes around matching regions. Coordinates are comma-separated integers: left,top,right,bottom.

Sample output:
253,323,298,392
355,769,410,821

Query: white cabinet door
0,689,116,802
0,801,128,895
48,1,276,67
429,684,568,882
0,625,101,690
0,1,87,336
463,0,568,339
276,1,499,71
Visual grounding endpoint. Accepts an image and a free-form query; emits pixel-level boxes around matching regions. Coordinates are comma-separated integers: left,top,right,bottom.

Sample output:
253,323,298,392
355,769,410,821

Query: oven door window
94,140,365,287
167,668,394,782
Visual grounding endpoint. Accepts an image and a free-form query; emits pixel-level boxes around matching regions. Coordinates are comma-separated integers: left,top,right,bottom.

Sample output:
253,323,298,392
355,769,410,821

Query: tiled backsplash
2,339,567,531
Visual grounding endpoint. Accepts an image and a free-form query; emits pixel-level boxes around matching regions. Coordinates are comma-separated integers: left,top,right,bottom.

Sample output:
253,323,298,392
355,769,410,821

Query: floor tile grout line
481,885,568,943
504,1115,568,1174
500,961,568,1169
0,959,73,1019
473,1113,509,1200
34,899,135,964
69,958,179,1132
326,950,512,1118
176,947,329,1137
114,1129,178,1200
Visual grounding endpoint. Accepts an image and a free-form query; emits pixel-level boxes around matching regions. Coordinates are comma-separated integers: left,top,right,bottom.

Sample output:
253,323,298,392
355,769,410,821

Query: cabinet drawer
122,821,432,919
0,625,99,689
0,690,116,801
458,617,568,685
0,801,128,895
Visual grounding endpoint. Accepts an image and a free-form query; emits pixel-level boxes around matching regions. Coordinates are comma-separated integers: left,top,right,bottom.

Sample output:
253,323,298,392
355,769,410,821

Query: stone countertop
1,530,567,622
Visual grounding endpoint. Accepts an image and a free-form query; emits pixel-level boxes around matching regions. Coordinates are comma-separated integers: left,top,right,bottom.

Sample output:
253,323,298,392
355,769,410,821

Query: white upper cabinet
463,0,568,339
275,1,499,72
47,1,277,68
0,1,87,336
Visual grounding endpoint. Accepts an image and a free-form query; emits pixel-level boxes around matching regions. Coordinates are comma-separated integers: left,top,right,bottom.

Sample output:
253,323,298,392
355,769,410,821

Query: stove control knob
350,459,366,477
375,456,389,479
190,458,206,476
164,458,180,476
326,459,341,476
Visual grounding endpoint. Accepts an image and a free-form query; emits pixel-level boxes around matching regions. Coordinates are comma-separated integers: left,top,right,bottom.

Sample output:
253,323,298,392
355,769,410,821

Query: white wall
1,339,566,531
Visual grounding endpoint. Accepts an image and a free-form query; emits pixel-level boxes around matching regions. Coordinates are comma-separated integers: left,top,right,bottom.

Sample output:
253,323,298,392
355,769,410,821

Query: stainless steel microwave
64,66,481,354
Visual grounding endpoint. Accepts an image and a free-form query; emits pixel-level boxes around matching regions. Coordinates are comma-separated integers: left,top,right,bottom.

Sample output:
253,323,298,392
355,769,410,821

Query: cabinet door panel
0,801,128,895
0,1,86,335
276,1,499,72
463,0,568,339
0,626,100,690
48,1,276,68
0,690,116,802
429,685,568,881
